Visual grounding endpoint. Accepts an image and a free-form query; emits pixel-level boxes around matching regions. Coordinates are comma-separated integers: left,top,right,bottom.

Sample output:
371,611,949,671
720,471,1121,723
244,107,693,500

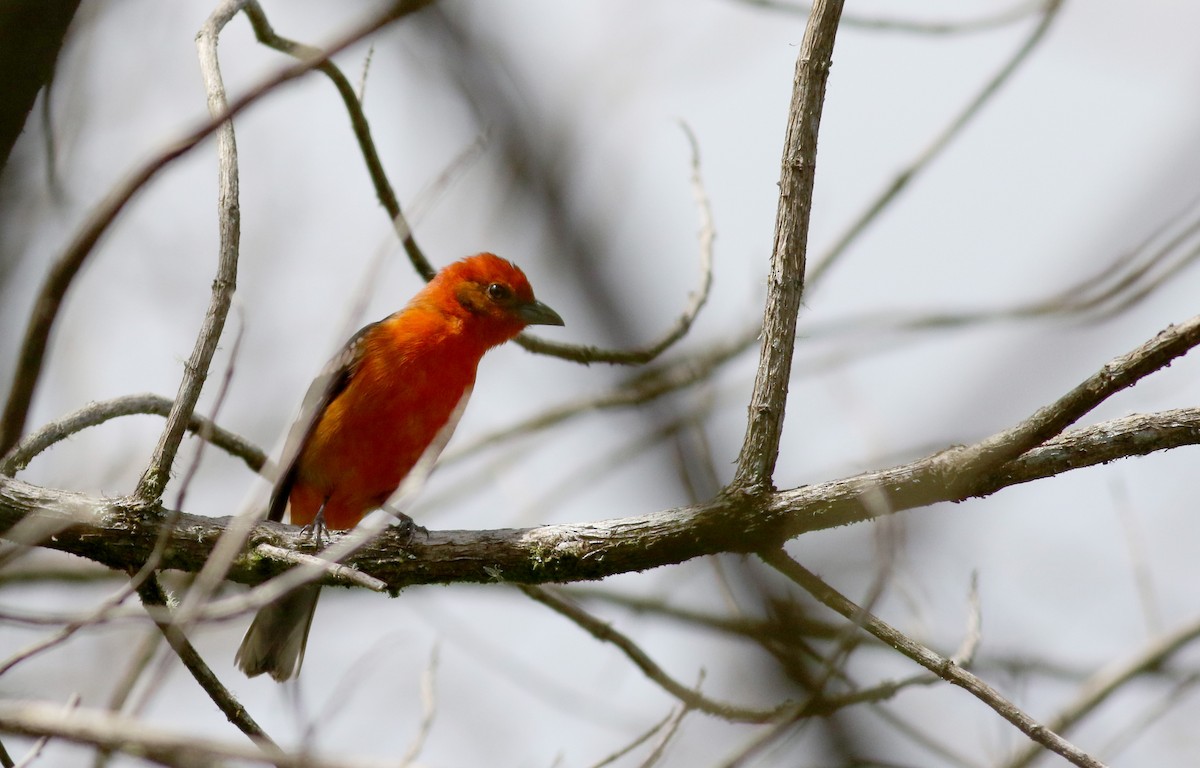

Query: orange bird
236,253,563,681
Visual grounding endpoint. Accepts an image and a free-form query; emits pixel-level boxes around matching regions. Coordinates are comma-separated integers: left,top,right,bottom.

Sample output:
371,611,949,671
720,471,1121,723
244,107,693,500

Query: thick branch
3,407,1197,594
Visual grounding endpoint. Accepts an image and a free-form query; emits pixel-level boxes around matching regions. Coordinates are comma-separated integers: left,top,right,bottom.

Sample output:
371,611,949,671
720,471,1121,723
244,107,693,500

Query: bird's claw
298,510,329,549
386,507,428,542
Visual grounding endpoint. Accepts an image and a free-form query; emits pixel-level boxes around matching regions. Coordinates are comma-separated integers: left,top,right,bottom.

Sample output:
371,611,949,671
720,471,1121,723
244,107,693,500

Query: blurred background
2,0,1200,765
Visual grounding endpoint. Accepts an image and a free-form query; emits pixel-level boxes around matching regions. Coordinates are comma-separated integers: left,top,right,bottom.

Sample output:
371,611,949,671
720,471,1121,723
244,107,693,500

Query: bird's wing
266,321,378,522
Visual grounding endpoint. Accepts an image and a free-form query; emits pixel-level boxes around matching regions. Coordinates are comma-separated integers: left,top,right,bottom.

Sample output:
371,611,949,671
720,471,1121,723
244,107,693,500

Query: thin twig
248,1,716,366
93,628,164,768
762,550,1108,768
12,693,79,768
511,120,716,365
0,0,434,457
399,645,439,766
253,544,387,592
587,709,677,768
637,698,691,768
808,0,1065,288
1000,613,1200,768
0,701,395,768
868,706,982,768
242,0,434,280
741,0,1047,34
519,584,794,723
951,572,982,666
134,575,276,750
0,393,265,477
1095,672,1200,761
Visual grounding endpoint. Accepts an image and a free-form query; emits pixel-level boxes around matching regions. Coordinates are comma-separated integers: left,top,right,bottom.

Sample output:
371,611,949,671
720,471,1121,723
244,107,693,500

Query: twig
807,0,1065,287
637,699,691,768
565,586,844,641
134,575,276,750
0,701,396,768
951,572,982,666
1095,672,1200,761
0,393,265,477
134,0,246,505
740,0,1048,34
445,333,745,462
868,706,982,768
241,0,434,280
587,708,676,768
12,693,79,768
519,584,793,722
253,543,387,592
93,628,164,768
171,315,244,515
248,2,716,367
762,550,1108,768
0,0,435,457
929,314,1200,495
1000,612,1200,768
732,0,845,491
511,120,717,365
399,645,439,766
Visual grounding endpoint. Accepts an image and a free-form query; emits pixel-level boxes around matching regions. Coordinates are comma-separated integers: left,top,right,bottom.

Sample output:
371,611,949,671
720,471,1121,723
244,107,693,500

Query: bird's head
430,252,564,346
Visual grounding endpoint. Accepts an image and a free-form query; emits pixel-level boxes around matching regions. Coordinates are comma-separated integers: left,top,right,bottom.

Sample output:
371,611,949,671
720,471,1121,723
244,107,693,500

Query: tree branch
520,585,790,722
0,0,434,459
4,403,1198,597
761,550,1108,768
0,702,392,768
732,0,844,492
134,575,275,750
132,0,244,503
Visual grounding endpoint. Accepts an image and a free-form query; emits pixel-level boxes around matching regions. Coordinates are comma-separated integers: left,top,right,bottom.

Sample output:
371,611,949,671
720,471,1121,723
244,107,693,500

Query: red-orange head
419,252,563,349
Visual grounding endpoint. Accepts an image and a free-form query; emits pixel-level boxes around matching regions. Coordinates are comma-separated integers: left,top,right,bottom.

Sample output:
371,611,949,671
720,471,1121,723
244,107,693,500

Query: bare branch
134,575,276,750
252,543,387,592
808,0,1065,288
132,0,245,504
732,0,845,491
4,405,1200,595
399,645,439,766
740,0,1049,35
0,701,400,768
0,0,435,457
242,0,434,280
587,708,677,768
929,315,1200,494
519,585,792,723
1001,613,1200,768
0,393,266,478
762,550,1109,768
511,121,715,365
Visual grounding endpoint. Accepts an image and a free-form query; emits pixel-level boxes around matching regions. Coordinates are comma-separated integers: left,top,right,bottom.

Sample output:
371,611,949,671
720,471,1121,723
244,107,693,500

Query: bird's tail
235,584,321,681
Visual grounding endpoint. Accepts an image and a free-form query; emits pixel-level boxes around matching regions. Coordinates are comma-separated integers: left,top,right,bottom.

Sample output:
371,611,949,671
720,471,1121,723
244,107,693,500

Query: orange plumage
236,253,562,681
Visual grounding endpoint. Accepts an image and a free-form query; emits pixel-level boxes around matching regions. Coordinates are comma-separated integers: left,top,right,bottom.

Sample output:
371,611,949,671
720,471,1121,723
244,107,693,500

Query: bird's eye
486,282,512,302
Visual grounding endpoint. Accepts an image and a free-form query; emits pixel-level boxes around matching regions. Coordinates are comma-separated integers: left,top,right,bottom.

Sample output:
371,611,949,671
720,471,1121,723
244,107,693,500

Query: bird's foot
298,509,329,549
385,506,428,542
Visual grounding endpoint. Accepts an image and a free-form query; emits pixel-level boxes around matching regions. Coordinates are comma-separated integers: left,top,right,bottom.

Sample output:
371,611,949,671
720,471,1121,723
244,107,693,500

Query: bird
235,253,563,681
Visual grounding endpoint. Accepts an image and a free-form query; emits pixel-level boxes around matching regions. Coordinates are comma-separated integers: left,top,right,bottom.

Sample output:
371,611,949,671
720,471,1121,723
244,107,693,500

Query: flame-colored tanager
236,253,563,680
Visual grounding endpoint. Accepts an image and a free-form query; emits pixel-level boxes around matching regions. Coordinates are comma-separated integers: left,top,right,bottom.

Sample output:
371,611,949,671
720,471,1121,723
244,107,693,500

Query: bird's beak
516,299,564,327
